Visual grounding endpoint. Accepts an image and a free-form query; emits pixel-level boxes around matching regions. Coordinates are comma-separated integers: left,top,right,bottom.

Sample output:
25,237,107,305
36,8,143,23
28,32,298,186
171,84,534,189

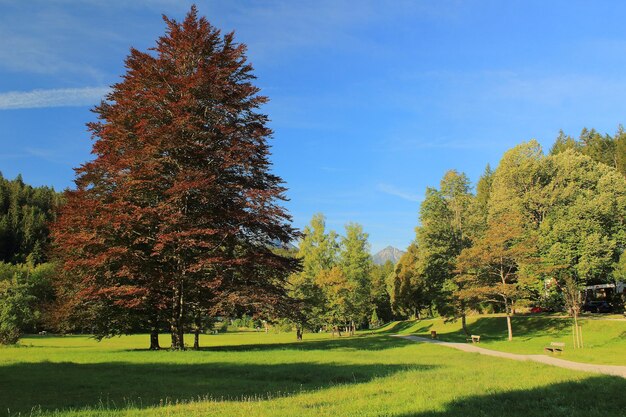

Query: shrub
0,278,37,344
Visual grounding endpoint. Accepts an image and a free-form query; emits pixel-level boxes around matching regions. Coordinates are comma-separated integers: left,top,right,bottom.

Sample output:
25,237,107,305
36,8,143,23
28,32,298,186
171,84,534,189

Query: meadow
1,317,625,417
382,314,626,366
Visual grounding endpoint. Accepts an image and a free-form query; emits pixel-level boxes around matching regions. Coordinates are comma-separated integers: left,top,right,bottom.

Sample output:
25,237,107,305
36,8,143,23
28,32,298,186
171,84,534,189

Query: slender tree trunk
460,300,469,336
171,284,180,350
193,328,200,350
149,314,160,350
461,313,469,336
150,330,160,350
170,324,179,350
171,280,185,350
296,325,303,341
506,313,513,341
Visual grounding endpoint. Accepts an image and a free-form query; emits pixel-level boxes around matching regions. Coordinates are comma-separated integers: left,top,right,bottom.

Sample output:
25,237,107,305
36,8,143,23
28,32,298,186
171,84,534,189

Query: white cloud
376,183,422,202
0,87,109,110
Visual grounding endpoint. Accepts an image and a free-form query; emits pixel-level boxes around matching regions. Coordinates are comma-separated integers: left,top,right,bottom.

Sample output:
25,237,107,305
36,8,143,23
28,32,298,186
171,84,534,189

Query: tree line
0,174,60,343
285,214,393,338
389,130,626,340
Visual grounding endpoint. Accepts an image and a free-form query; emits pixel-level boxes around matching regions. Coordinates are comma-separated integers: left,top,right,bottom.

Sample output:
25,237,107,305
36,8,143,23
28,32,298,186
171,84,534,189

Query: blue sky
1,1,626,253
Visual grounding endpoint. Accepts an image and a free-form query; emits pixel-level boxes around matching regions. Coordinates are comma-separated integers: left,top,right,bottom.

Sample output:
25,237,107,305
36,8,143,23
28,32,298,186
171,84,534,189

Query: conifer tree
53,7,299,349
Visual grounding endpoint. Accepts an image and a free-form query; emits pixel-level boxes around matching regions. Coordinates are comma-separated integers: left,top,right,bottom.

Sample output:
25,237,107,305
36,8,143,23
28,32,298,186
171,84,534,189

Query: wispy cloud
0,87,109,110
376,183,422,202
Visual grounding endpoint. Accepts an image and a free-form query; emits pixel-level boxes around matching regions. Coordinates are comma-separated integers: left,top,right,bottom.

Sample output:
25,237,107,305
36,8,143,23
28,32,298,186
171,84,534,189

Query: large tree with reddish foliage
52,7,300,350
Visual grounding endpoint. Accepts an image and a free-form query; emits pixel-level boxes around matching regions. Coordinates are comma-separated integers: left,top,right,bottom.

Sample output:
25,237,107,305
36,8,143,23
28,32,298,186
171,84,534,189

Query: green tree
369,309,380,328
467,164,493,241
0,272,36,344
315,266,354,336
387,243,429,318
415,170,473,329
549,126,626,178
370,260,394,322
456,211,537,340
540,150,626,320
288,213,338,338
616,125,626,177
0,173,61,264
339,223,372,334
488,140,550,228
549,130,579,155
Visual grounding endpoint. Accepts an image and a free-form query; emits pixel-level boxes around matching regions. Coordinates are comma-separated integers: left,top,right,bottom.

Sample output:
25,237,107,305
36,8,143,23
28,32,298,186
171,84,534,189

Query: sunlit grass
0,326,624,416
379,314,626,365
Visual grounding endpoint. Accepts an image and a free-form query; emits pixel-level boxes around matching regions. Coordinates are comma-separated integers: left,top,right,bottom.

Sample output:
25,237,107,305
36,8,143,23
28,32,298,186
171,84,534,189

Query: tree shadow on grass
0,360,437,415
195,334,414,353
397,375,626,417
120,333,414,353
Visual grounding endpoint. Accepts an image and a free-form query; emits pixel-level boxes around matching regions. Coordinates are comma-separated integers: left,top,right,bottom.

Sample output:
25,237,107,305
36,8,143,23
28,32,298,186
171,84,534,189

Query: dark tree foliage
0,173,62,264
52,7,300,350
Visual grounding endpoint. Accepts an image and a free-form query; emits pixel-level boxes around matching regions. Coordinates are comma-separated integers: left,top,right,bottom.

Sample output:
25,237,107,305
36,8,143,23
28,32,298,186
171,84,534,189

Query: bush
0,278,37,344
216,320,228,333
271,319,294,333
540,290,565,312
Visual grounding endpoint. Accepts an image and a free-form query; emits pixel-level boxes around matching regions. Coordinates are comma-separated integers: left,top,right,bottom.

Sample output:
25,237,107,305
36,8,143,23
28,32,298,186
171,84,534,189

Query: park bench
544,342,565,354
466,335,480,343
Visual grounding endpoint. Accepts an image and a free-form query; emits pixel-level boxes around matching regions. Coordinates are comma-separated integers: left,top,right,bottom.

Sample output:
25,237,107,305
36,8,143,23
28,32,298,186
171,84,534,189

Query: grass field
379,314,626,366
1,322,625,417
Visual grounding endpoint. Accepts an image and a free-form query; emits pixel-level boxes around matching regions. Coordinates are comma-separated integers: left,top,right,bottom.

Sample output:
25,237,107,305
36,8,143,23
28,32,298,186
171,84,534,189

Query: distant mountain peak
372,246,405,265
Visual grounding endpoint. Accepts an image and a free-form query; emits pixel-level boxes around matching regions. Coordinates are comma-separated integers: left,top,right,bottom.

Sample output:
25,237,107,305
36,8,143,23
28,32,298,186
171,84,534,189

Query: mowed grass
379,314,626,365
0,329,624,417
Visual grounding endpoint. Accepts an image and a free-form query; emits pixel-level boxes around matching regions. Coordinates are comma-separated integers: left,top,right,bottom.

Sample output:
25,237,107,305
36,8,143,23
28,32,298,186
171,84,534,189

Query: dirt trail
393,334,626,378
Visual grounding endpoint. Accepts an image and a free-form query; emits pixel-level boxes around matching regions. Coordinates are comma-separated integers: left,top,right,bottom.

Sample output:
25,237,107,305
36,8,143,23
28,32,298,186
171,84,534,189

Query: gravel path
393,334,626,378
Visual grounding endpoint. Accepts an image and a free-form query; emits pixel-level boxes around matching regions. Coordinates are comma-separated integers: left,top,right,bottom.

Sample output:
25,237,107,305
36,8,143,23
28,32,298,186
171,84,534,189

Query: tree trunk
178,282,185,350
170,294,179,350
461,313,469,336
170,281,185,350
193,328,200,350
149,315,160,350
149,329,160,350
171,324,179,350
506,313,513,341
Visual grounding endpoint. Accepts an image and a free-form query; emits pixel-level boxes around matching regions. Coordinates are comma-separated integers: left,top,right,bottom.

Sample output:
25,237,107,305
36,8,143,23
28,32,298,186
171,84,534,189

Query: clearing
0,323,625,416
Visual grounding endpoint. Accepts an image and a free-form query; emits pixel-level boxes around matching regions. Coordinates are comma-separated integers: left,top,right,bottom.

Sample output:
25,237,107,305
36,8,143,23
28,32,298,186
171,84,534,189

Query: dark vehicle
582,300,612,313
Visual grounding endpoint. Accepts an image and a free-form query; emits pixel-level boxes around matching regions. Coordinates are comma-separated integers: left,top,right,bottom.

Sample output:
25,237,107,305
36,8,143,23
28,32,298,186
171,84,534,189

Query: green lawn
379,314,626,365
0,327,625,416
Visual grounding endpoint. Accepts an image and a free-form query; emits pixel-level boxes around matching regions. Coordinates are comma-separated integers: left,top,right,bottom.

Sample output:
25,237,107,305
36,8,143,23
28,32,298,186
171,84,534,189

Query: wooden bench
544,342,565,354
466,335,480,343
